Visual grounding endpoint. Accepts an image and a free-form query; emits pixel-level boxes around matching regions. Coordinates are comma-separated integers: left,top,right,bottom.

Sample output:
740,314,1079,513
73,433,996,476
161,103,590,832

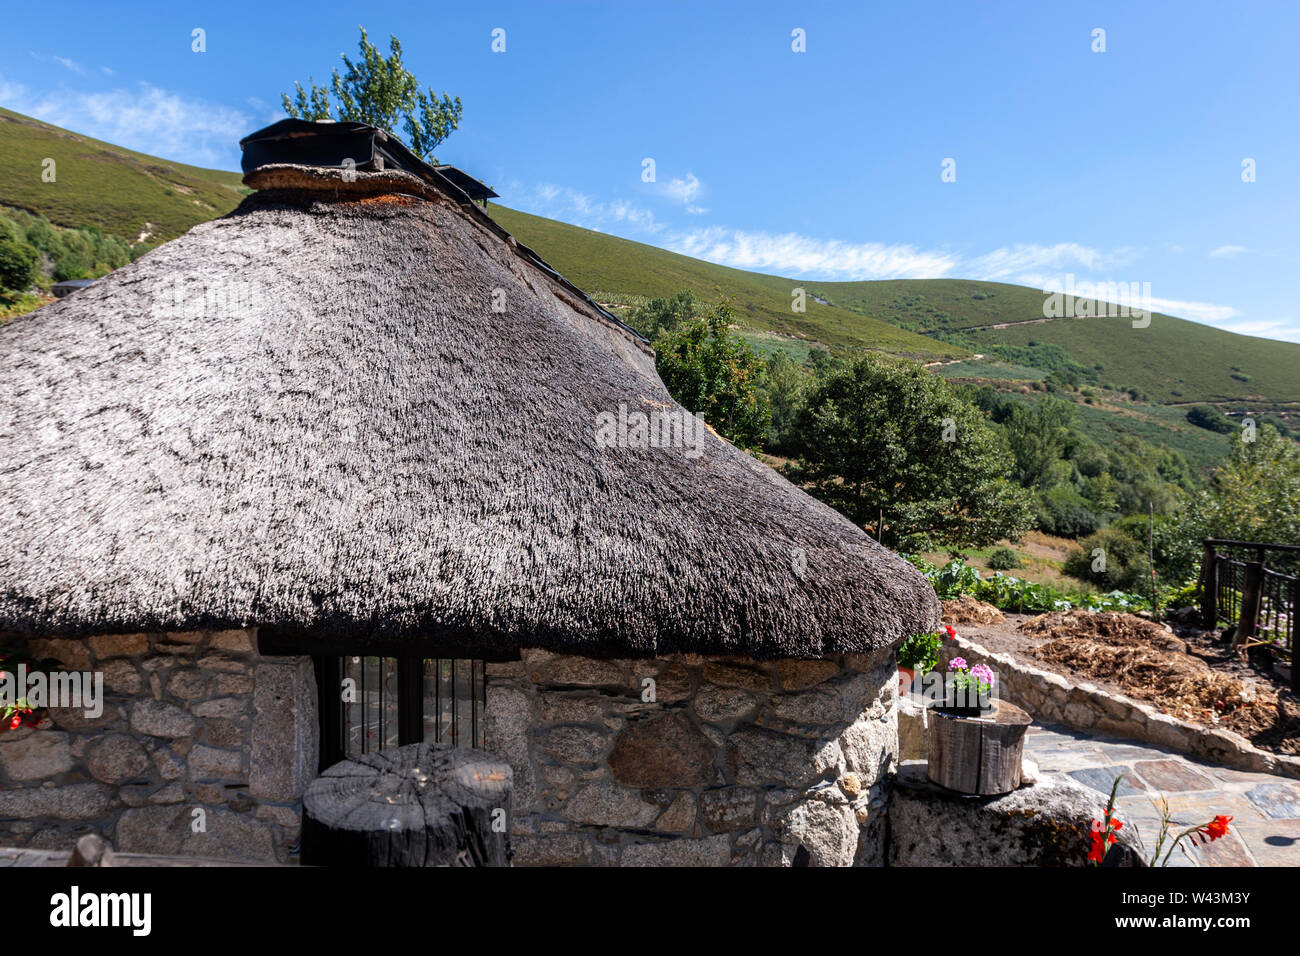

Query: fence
1200,539,1299,690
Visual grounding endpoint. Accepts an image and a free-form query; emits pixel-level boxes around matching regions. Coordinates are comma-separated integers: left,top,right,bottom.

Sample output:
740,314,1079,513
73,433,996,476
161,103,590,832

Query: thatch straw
0,166,938,658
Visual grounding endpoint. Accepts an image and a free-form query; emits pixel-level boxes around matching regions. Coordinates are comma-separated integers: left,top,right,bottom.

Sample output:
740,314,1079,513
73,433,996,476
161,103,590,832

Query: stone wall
0,629,317,861
485,647,897,866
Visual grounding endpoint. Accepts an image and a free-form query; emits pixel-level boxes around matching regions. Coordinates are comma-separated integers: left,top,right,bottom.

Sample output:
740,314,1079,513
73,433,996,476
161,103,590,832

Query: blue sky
3,0,1298,341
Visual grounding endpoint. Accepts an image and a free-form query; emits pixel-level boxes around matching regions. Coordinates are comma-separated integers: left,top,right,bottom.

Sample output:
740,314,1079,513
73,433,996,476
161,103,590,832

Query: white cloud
671,227,957,279
1209,244,1246,259
969,243,1140,281
663,172,700,203
53,56,86,75
517,183,665,234
1210,317,1300,344
643,172,707,214
0,77,251,168
1144,296,1239,324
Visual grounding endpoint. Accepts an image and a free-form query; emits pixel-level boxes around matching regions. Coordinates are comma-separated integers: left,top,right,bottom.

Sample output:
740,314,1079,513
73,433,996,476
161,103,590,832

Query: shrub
1063,527,1152,591
986,547,1023,570
0,239,39,292
1186,405,1234,434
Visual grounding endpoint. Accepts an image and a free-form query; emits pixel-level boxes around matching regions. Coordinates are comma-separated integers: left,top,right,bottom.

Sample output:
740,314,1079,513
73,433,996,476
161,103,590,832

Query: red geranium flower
943,625,956,639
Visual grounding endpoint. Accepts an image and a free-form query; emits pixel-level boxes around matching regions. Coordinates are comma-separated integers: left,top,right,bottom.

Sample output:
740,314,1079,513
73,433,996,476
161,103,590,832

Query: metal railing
1200,539,1299,690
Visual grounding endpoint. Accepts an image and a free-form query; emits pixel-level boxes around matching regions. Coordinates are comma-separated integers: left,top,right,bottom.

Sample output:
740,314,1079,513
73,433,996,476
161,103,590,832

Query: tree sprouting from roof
281,27,462,162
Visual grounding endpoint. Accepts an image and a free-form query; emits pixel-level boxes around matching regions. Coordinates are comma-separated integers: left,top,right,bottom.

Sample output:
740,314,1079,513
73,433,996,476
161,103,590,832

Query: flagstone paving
1026,723,1300,867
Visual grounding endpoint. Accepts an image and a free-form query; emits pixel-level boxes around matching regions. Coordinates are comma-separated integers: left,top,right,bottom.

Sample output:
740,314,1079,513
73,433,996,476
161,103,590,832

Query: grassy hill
0,108,246,243
486,204,964,362
492,205,1300,407
806,277,1300,404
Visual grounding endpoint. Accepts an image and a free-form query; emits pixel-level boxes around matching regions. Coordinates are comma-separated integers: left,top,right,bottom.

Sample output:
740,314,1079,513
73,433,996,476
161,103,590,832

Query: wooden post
1148,502,1158,615
1236,560,1265,648
302,743,512,867
927,700,1032,795
1201,541,1218,630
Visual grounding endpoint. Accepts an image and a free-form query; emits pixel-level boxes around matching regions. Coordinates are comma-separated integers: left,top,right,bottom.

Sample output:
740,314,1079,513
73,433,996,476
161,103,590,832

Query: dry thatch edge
946,635,1300,780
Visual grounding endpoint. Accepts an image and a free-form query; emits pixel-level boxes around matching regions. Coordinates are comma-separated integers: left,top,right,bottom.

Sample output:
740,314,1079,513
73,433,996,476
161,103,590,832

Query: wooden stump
302,743,513,867
926,700,1032,796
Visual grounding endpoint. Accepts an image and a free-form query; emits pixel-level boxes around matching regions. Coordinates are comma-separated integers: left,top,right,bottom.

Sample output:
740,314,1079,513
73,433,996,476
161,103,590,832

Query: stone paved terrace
1026,724,1300,867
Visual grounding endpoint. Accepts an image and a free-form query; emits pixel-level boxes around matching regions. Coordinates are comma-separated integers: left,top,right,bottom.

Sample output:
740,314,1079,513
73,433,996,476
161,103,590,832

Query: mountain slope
808,278,1300,404
486,204,965,361
0,108,246,243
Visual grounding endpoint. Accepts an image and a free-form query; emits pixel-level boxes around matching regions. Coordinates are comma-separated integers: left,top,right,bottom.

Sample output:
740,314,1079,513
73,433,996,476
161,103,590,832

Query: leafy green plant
901,554,1150,614
0,650,41,730
897,629,945,673
1159,579,1201,610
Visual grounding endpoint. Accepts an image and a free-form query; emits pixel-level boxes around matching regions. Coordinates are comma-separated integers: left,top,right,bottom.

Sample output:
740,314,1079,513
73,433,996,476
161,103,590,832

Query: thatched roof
0,160,938,659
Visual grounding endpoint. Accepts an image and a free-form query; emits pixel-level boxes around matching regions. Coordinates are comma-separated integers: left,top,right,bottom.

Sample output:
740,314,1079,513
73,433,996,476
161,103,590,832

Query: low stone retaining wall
0,629,317,861
485,646,898,866
939,637,1300,780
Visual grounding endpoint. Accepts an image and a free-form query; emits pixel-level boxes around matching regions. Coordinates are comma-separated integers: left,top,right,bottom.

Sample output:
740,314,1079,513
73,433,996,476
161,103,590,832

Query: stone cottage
0,121,939,865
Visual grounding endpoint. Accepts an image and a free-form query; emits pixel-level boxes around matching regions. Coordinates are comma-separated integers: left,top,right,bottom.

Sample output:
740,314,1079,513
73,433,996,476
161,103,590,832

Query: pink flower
970,663,995,687
948,657,968,671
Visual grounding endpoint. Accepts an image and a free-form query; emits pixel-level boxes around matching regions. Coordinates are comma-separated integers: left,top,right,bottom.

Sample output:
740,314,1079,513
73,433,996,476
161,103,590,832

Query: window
315,656,486,769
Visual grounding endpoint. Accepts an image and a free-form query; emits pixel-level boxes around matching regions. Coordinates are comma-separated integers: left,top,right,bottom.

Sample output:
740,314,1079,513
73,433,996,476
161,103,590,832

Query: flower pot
930,700,996,719
898,666,915,695
928,691,996,719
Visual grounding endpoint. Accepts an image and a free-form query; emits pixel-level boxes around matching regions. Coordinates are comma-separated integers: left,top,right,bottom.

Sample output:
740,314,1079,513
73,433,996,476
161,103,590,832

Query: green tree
788,353,1034,549
283,28,462,162
1004,394,1076,487
761,349,809,455
654,302,771,451
626,290,699,340
0,239,39,292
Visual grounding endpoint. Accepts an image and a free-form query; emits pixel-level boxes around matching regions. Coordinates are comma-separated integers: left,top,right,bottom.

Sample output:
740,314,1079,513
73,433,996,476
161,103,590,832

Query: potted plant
930,656,995,717
896,628,946,695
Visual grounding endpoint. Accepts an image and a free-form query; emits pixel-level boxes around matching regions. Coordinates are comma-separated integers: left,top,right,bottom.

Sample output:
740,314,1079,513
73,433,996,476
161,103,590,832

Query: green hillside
486,204,964,362
809,277,1300,404
0,108,246,244
491,206,1300,406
